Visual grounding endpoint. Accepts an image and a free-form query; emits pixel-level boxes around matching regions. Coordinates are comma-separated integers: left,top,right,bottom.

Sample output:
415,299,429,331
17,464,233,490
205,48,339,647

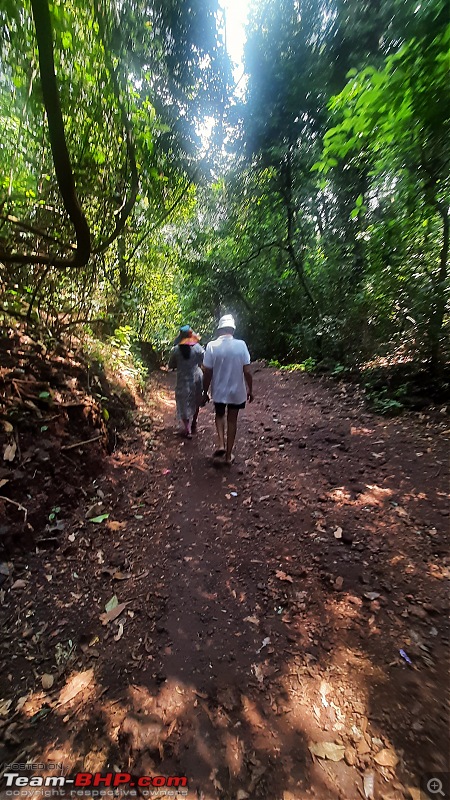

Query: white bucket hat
217,314,236,330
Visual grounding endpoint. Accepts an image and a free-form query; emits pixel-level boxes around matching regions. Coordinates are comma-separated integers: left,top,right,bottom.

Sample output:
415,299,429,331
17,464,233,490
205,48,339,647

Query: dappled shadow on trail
0,367,448,800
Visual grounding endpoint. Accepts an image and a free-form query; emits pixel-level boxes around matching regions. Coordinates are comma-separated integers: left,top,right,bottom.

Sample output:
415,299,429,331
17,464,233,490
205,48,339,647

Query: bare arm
202,366,213,395
244,364,253,401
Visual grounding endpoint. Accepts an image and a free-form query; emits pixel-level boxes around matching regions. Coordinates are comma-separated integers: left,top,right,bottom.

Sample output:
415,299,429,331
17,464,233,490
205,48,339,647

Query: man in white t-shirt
202,314,253,465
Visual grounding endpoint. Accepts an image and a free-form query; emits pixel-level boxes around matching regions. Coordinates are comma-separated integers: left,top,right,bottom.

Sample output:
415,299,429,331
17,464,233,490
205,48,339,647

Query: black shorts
214,402,246,416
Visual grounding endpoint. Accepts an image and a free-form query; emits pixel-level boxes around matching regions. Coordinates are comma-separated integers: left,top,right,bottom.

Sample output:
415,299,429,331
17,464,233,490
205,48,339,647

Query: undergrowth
82,325,148,390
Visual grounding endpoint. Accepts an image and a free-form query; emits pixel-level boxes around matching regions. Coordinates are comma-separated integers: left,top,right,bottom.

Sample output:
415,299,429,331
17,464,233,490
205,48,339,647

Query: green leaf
105,595,118,612
89,513,109,523
61,31,73,50
39,391,50,399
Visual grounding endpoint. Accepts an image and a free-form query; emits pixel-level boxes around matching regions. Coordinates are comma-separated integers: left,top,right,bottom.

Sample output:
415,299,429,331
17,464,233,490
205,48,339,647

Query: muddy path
0,365,449,800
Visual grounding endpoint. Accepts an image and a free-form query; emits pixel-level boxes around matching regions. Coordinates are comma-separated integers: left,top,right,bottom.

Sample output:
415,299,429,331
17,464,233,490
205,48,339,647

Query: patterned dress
168,343,204,420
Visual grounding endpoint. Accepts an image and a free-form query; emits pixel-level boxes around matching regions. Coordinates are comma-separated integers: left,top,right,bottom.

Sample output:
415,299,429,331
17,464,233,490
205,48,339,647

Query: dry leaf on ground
275,570,294,583
0,699,12,716
99,602,128,625
373,748,399,768
58,668,94,706
3,441,17,462
308,741,345,761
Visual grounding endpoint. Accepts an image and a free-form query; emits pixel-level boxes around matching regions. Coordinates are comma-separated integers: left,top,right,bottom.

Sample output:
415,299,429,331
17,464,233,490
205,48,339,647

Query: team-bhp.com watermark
2,768,188,797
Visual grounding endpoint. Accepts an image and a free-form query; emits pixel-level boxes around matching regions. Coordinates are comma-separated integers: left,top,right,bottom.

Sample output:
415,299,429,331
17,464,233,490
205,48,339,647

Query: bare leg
191,407,199,433
225,407,239,463
215,412,226,453
182,418,191,437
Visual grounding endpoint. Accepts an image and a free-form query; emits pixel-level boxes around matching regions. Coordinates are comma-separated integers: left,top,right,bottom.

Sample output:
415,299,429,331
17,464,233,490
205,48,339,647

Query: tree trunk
280,155,318,310
30,0,91,266
429,204,449,372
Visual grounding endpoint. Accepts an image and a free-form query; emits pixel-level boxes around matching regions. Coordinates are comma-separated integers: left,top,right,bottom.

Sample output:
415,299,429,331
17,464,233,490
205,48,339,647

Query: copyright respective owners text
0,768,189,798
422,773,449,799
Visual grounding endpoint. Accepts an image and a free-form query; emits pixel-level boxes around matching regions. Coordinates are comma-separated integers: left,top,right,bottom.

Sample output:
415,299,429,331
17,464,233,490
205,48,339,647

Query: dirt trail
0,365,449,800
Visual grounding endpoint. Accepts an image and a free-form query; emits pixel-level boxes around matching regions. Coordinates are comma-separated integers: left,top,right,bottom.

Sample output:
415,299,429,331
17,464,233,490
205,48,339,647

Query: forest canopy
0,0,449,370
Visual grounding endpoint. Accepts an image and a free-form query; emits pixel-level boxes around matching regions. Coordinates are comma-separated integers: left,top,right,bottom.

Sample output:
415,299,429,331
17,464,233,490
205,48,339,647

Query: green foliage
0,0,448,378
268,357,316,373
364,390,404,416
0,0,229,355
83,328,147,388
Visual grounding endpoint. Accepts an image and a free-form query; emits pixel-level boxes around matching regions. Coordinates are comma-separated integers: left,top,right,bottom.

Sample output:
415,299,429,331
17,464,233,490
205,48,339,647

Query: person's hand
247,392,254,402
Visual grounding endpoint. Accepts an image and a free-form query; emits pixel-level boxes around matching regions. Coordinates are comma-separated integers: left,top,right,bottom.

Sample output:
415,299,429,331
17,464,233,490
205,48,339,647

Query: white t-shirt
203,336,251,404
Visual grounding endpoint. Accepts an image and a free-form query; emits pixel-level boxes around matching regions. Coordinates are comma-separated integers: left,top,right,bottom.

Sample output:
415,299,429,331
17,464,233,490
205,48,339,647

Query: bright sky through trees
220,0,250,85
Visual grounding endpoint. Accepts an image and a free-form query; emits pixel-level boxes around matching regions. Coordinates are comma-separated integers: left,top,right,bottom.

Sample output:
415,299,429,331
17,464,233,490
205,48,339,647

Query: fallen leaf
275,570,293,583
11,579,27,590
105,595,119,612
85,503,103,519
58,669,94,706
396,506,408,517
0,478,9,489
373,749,399,768
308,741,345,762
363,771,375,800
334,576,344,590
89,514,109,524
0,698,12,716
41,674,54,690
3,441,17,462
2,421,13,434
334,527,343,539
113,571,131,581
107,520,126,531
244,616,260,626
15,695,28,712
258,495,271,502
114,623,124,642
99,602,128,625
209,769,223,792
364,592,381,601
252,663,265,684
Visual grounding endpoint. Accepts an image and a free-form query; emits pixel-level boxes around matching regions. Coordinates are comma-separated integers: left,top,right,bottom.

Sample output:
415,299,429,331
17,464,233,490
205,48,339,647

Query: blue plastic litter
399,649,412,665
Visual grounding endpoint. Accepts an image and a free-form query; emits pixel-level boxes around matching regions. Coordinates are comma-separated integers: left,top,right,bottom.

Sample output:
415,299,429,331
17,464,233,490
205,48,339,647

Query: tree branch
125,179,193,264
0,214,76,251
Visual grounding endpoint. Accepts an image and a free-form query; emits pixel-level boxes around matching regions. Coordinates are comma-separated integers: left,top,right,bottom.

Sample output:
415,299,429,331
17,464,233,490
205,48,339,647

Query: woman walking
168,325,205,438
